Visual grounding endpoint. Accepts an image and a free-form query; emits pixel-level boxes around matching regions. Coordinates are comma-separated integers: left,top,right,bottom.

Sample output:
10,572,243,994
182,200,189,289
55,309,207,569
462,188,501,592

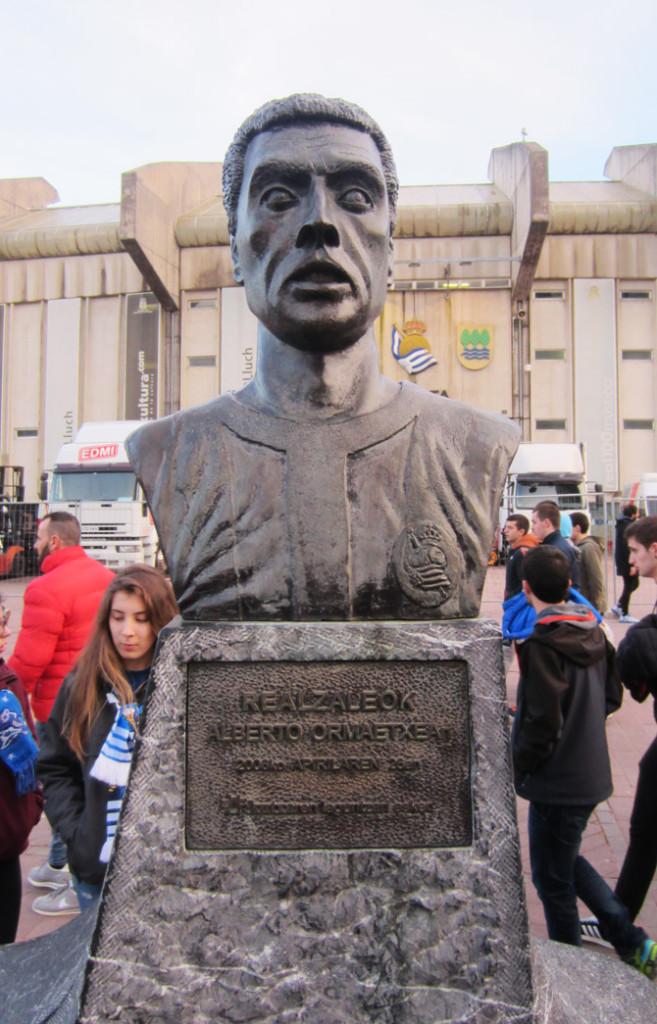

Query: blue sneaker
623,939,657,980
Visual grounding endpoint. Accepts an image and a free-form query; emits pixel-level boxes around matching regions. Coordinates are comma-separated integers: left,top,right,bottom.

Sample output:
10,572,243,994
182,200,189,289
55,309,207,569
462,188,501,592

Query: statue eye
340,187,373,211
261,187,297,211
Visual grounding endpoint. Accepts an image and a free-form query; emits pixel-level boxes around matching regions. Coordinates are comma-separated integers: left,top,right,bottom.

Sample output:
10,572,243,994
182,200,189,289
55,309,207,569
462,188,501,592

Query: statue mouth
287,260,353,290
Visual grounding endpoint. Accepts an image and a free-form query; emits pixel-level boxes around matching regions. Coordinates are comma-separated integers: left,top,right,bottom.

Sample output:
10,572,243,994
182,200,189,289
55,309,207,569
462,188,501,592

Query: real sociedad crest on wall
391,321,437,375
457,325,493,370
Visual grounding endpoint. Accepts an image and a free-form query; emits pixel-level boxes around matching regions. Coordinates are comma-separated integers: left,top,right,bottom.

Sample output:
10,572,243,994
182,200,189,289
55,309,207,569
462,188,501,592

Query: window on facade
188,299,218,309
188,355,217,368
15,428,38,438
534,350,566,360
620,291,652,300
622,350,653,360
623,419,655,430
533,290,566,300
535,419,567,430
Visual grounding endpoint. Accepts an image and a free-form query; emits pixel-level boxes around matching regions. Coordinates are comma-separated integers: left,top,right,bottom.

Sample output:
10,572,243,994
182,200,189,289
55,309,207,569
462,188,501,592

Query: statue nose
295,221,340,249
295,185,340,249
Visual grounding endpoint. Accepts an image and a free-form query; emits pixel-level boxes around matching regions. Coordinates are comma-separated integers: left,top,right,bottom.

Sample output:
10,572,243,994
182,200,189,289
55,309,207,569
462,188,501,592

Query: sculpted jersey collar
217,382,413,450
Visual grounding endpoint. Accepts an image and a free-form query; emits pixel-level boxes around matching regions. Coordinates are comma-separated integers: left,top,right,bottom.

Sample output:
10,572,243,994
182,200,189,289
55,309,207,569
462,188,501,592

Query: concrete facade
1,142,656,501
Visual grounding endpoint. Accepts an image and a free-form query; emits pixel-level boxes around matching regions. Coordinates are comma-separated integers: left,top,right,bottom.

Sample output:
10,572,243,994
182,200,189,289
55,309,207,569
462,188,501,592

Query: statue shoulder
399,382,521,455
127,416,173,475
126,396,235,488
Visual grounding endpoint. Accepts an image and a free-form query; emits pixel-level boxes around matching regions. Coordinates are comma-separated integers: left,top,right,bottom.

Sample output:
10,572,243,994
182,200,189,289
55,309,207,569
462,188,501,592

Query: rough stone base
532,938,657,1022
79,619,534,1023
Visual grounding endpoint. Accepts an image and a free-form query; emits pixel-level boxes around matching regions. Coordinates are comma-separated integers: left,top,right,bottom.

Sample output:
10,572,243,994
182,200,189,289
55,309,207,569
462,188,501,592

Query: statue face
231,124,393,352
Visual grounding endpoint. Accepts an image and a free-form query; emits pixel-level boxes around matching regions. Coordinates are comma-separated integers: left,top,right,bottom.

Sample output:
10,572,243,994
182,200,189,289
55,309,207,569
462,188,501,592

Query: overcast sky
2,0,655,208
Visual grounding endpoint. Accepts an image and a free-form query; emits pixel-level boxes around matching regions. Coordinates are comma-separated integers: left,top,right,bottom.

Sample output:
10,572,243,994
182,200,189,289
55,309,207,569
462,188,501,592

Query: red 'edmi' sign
78,444,119,461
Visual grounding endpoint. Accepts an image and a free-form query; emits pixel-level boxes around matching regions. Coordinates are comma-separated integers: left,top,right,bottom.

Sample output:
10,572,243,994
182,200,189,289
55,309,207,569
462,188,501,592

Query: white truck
493,442,590,560
41,422,158,570
622,474,657,516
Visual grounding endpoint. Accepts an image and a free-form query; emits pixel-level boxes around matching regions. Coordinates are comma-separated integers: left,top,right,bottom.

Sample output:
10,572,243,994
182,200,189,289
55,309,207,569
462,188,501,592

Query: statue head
222,94,399,353
222,94,399,237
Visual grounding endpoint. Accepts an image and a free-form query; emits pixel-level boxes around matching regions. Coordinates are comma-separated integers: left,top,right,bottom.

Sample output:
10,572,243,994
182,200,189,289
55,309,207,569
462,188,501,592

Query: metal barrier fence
0,502,39,579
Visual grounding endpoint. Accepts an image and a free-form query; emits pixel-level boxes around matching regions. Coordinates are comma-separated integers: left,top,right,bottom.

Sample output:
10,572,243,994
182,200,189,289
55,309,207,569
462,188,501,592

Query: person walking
512,545,657,977
36,566,178,912
613,503,640,622
570,512,607,615
8,512,114,914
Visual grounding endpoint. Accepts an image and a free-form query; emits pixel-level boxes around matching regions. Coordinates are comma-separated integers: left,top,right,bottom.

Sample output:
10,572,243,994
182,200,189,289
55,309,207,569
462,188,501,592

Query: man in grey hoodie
512,545,657,978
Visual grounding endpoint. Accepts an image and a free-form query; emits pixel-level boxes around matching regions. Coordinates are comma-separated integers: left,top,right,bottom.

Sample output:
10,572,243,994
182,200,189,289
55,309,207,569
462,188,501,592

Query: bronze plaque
186,660,471,850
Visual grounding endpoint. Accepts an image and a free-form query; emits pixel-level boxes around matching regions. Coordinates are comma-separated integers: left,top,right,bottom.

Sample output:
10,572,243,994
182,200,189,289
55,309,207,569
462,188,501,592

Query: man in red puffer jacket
9,512,114,906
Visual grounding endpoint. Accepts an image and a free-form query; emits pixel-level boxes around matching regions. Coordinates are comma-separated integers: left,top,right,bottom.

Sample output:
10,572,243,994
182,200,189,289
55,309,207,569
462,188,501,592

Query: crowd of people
0,512,177,941
3,502,657,988
506,503,657,979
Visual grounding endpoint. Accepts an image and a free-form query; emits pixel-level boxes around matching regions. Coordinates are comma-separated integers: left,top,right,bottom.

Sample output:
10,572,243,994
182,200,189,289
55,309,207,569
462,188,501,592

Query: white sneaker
580,916,612,948
620,614,639,624
32,883,80,916
27,861,71,889
610,604,621,618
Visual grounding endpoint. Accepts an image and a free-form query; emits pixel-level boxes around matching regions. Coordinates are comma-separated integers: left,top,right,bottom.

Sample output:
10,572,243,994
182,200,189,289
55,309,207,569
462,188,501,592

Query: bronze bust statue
127,94,520,620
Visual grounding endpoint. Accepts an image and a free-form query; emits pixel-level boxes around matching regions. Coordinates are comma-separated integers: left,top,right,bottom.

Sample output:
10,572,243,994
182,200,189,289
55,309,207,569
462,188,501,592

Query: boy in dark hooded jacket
512,545,657,978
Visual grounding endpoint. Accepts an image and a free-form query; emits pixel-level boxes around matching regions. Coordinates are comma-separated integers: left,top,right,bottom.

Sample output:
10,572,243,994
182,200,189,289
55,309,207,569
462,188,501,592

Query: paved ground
8,558,657,948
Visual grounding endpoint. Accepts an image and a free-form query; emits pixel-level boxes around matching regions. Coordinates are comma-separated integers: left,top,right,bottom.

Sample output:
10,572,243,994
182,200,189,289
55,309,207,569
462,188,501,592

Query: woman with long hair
36,565,178,911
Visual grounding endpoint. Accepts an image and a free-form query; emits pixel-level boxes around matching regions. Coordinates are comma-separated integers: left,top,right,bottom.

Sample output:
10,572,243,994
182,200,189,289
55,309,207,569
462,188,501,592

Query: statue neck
238,327,399,420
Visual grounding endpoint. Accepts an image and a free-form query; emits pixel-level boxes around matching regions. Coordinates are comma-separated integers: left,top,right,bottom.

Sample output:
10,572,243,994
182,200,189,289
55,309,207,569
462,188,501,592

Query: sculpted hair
570,511,590,534
626,514,657,549
222,93,399,237
533,501,561,530
506,513,529,534
63,565,179,760
522,546,571,604
41,511,80,546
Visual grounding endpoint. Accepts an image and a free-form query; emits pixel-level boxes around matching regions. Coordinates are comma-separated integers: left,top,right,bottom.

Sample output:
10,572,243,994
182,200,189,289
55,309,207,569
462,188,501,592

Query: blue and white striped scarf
90,693,142,863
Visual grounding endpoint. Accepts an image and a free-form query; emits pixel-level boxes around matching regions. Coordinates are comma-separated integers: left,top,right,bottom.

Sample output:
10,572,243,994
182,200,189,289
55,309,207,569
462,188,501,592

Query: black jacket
512,602,622,805
541,530,581,590
37,671,147,887
615,515,635,576
616,613,657,721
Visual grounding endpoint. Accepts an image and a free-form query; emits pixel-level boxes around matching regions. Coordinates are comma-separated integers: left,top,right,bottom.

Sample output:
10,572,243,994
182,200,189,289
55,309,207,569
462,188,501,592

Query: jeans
35,720,68,870
71,875,102,912
528,801,647,958
616,736,657,921
0,856,21,944
618,572,639,615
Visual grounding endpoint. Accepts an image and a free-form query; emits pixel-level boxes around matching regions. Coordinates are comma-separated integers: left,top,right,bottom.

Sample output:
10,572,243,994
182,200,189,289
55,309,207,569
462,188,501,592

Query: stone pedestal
79,619,534,1023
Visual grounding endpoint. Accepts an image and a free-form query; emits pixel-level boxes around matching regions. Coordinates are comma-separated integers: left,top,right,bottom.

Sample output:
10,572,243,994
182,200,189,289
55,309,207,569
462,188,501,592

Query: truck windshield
51,471,139,502
514,481,585,511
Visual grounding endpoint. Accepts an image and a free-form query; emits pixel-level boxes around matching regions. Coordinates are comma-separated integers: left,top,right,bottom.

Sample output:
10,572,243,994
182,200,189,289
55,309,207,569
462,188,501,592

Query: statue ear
387,237,394,287
230,236,243,284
